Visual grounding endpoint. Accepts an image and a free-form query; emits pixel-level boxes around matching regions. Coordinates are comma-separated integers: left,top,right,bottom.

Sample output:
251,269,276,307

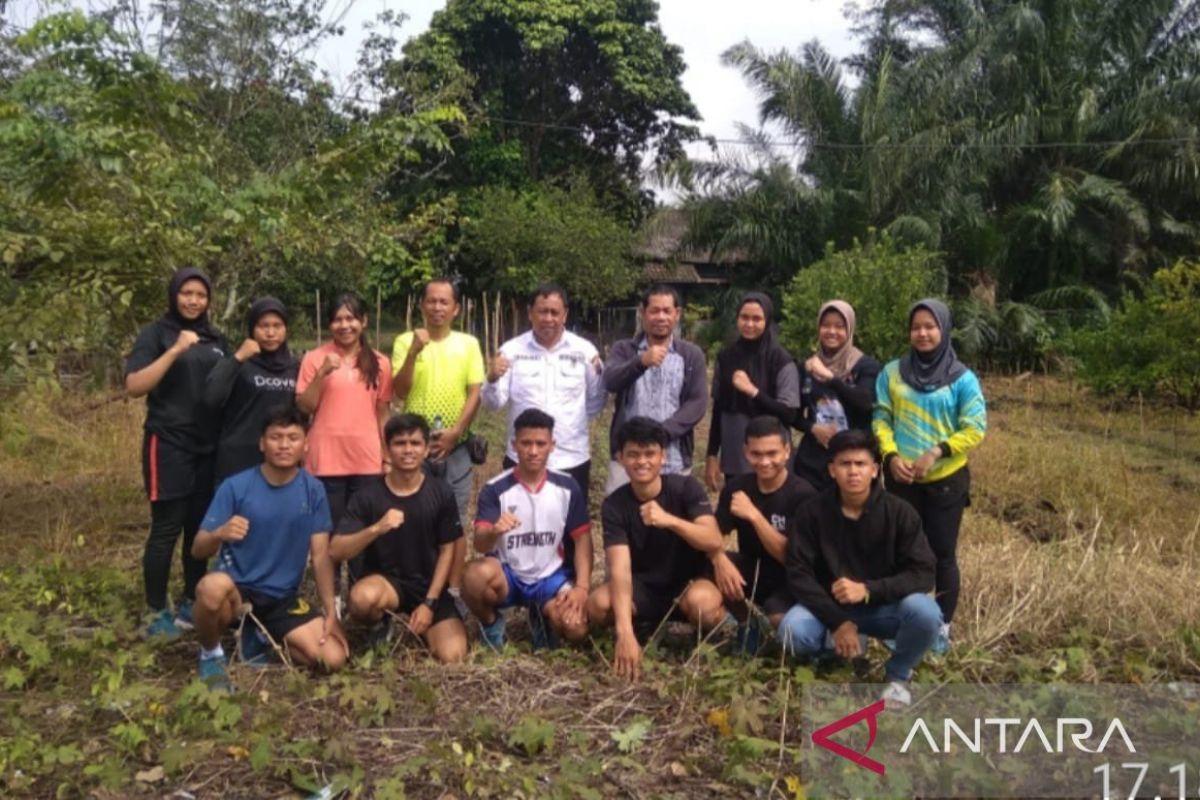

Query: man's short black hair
262,403,309,435
514,408,555,434
642,283,681,309
423,276,461,303
529,283,568,308
385,413,430,444
745,415,791,446
827,429,881,462
616,416,669,451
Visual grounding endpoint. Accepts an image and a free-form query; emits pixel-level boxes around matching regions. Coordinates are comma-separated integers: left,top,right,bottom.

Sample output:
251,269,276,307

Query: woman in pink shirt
297,293,393,554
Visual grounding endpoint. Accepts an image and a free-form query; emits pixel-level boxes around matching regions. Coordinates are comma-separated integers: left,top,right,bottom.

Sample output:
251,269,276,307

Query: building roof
634,209,746,284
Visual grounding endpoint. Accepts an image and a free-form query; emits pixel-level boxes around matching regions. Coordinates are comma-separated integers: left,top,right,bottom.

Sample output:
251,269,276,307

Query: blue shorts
498,563,571,611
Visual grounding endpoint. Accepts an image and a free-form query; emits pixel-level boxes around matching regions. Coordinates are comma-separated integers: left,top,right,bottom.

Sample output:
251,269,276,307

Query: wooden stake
375,285,382,346
315,289,322,345
482,291,490,359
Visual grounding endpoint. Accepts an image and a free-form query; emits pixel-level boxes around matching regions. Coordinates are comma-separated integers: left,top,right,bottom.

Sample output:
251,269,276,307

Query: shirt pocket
511,357,543,404
555,356,586,403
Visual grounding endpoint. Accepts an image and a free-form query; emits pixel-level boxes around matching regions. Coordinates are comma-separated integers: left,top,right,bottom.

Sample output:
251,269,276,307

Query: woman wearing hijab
874,298,987,654
125,267,228,638
704,292,800,492
737,300,881,489
203,297,300,483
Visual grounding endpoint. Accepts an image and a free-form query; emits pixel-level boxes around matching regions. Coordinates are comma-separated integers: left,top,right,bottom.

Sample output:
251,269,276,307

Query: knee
681,582,725,628
432,635,468,665
899,593,942,634
463,560,495,593
195,574,232,611
777,605,825,656
587,586,612,625
321,646,348,673
347,582,381,620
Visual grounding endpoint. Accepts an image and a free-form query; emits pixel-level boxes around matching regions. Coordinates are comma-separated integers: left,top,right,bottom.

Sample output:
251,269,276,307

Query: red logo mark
811,699,887,775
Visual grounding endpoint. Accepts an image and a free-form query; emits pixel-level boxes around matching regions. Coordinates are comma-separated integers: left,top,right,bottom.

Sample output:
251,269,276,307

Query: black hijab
246,296,294,373
161,267,222,342
899,298,967,392
715,292,793,414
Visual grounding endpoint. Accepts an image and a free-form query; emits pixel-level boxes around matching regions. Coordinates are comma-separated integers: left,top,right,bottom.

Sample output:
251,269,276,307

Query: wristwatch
422,597,438,610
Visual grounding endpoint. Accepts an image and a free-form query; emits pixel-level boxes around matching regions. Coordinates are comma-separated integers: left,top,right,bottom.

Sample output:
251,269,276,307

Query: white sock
200,644,225,660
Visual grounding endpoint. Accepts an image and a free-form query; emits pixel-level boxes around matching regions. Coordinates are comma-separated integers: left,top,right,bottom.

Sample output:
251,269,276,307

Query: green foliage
1072,259,1200,410
507,714,556,756
952,298,1053,372
780,233,946,361
458,180,636,308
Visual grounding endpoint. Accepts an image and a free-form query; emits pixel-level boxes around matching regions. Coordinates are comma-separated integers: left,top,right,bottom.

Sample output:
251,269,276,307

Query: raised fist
173,330,200,354
641,344,668,368
487,353,511,383
220,515,249,542
234,338,261,362
375,508,404,534
320,353,342,376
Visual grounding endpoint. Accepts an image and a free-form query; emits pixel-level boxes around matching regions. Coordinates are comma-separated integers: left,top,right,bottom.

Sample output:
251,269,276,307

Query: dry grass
2,376,1199,797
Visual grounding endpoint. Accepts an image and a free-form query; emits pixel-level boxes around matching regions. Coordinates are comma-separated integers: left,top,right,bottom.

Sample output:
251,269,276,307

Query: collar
832,482,884,517
526,330,569,353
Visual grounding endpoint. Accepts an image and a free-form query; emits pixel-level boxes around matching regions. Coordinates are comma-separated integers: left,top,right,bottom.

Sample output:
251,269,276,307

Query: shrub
1071,259,1200,410
780,233,947,362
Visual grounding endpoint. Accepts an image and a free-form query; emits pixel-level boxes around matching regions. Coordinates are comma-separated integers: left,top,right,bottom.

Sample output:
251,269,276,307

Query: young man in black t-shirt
588,417,727,680
330,414,467,663
712,416,817,653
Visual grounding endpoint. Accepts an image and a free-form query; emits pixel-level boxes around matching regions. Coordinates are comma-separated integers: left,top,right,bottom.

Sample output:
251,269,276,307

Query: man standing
603,284,708,495
331,414,468,664
462,410,593,650
190,406,347,688
482,284,606,501
710,416,816,652
392,277,484,602
588,417,727,681
779,429,941,708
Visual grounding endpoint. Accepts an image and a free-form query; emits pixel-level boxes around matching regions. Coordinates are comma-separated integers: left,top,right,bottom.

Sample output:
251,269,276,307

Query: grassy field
1,376,1199,798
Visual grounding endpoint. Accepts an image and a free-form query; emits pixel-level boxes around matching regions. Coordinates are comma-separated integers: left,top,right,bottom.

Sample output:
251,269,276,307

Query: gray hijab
899,298,967,392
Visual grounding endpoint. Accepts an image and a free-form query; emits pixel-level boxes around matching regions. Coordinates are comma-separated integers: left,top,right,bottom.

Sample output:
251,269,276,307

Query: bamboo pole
315,289,322,345
375,285,382,346
482,291,490,359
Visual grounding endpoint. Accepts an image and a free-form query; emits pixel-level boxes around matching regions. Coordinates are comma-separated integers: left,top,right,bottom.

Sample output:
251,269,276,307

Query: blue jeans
777,593,942,681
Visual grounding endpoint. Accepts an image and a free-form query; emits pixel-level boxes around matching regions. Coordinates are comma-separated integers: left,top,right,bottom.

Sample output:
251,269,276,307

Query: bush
1071,259,1200,410
780,233,947,362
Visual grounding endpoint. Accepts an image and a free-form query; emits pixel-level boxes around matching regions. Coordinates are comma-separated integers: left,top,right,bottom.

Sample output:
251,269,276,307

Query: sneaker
239,623,272,666
173,599,195,631
528,610,559,651
882,680,911,709
198,653,230,690
145,608,180,640
734,621,762,656
930,623,951,656
480,613,507,650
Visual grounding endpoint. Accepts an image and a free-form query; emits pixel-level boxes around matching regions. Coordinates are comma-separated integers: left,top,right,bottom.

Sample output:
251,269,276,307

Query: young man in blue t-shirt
191,405,348,686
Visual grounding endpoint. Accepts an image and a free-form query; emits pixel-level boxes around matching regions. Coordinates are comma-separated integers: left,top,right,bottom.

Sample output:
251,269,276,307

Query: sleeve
706,372,723,458
481,345,511,410
715,485,735,534
600,496,629,548
375,352,394,403
438,490,465,544
943,371,987,457
872,363,900,460
746,390,801,429
566,482,592,540
310,479,333,535
200,480,236,532
660,345,709,439
124,324,164,376
828,357,881,417
465,336,485,386
785,506,850,629
602,339,646,392
681,476,714,519
296,349,320,395
336,486,373,535
862,501,935,603
584,342,607,418
390,333,411,378
474,483,500,529
773,360,801,408
202,355,242,411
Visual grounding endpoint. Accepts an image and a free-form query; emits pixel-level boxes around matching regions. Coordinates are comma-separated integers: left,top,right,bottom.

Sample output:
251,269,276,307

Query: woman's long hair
327,292,380,390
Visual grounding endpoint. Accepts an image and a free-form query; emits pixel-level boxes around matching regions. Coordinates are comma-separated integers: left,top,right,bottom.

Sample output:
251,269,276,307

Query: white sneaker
882,680,912,709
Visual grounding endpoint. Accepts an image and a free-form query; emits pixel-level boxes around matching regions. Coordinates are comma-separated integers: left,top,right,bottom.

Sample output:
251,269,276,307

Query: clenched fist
172,329,201,355
639,500,672,529
320,353,342,376
373,508,405,535
219,515,249,543
487,354,511,383
410,328,431,355
234,338,261,362
641,344,668,368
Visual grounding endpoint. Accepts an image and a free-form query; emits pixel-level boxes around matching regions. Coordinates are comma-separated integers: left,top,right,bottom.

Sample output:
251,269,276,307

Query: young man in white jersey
462,408,592,649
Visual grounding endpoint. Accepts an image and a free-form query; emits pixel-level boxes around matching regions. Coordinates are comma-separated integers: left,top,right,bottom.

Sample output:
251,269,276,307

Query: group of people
125,268,986,706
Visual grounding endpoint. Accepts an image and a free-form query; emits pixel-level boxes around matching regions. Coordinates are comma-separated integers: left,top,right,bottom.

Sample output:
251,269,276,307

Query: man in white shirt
482,284,606,504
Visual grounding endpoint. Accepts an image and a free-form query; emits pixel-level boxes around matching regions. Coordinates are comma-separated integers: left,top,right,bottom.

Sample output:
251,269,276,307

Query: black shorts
380,576,461,626
142,432,214,503
631,578,692,628
239,587,320,642
726,552,793,616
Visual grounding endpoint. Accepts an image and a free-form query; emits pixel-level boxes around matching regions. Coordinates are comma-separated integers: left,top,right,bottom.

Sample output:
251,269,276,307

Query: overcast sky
7,0,857,140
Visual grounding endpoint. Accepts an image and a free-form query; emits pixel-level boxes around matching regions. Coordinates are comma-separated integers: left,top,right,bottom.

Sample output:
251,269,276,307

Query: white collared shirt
482,330,607,469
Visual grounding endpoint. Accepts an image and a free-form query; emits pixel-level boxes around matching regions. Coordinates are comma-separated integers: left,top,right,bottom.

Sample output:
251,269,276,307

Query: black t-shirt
125,320,227,453
601,473,714,590
204,354,300,480
336,475,463,594
717,472,817,588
